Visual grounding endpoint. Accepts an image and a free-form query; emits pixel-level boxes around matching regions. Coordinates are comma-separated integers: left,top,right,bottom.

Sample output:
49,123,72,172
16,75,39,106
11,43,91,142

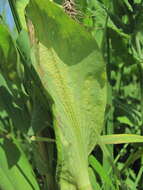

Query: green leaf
0,85,30,133
101,134,143,144
0,24,23,91
123,0,133,11
117,116,133,126
0,24,31,133
89,155,115,189
87,0,108,47
16,0,29,30
27,0,107,189
88,167,101,190
17,29,31,62
0,138,40,190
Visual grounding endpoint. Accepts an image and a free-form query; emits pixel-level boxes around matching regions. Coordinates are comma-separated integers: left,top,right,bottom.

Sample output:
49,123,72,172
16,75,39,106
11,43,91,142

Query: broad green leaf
27,0,106,189
0,138,40,190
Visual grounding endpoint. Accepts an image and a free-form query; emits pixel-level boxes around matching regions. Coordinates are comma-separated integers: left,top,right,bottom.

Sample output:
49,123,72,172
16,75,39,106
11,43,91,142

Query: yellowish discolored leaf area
27,0,107,189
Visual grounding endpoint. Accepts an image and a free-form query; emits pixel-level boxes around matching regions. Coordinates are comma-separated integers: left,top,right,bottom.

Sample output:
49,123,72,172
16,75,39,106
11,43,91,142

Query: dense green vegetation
0,0,143,189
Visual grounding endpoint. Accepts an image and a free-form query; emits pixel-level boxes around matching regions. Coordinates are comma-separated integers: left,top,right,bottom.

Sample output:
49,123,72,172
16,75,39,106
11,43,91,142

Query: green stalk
8,0,21,32
103,26,114,189
134,167,143,188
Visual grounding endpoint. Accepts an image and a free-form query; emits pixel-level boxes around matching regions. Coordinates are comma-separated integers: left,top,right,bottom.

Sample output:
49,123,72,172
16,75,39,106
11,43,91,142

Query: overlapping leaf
27,0,106,189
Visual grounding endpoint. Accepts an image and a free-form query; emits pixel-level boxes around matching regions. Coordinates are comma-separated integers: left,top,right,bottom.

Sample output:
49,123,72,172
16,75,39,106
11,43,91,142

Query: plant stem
8,0,21,32
103,26,114,190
